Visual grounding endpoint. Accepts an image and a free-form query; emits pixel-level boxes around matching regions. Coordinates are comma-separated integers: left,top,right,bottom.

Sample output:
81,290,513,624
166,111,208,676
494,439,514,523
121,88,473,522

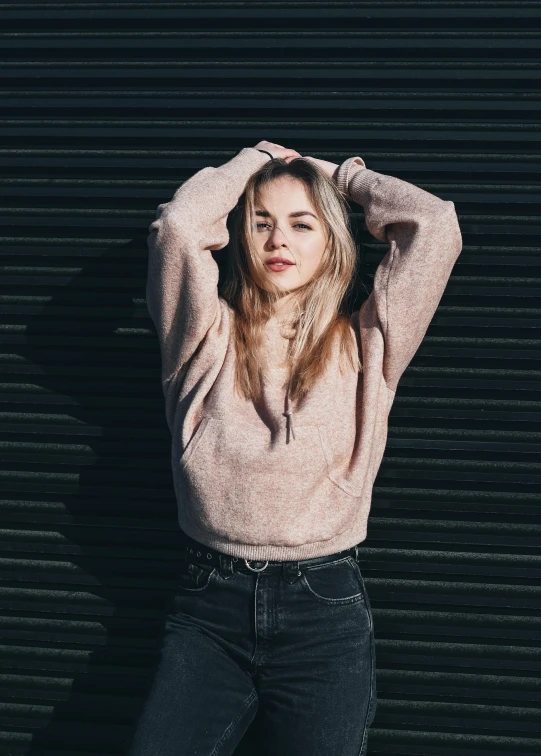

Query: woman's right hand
253,140,302,163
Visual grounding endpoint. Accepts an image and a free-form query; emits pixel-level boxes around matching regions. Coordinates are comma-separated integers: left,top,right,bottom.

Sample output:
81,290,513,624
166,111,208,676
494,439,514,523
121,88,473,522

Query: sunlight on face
251,176,328,304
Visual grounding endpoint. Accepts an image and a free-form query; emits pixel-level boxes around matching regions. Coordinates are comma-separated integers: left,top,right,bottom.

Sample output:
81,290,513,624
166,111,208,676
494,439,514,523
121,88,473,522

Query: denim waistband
178,529,361,574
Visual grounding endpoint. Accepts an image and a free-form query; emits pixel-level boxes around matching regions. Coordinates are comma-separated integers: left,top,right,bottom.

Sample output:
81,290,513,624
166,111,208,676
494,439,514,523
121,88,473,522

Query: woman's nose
267,226,289,248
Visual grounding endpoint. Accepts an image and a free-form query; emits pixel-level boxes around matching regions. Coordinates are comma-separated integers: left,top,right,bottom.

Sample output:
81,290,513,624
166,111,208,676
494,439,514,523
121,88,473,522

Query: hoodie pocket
176,416,350,544
179,415,213,469
317,427,361,499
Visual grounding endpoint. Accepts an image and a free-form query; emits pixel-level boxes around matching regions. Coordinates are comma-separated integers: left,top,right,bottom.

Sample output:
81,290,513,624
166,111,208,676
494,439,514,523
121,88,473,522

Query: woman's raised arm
335,157,463,392
145,147,271,390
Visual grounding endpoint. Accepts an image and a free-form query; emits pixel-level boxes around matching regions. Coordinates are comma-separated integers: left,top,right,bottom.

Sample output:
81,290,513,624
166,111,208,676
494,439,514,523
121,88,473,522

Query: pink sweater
146,147,463,561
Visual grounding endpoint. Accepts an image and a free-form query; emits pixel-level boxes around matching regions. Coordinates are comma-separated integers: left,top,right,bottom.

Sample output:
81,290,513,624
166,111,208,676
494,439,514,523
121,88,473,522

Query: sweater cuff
335,156,383,203
335,156,366,195
231,146,273,169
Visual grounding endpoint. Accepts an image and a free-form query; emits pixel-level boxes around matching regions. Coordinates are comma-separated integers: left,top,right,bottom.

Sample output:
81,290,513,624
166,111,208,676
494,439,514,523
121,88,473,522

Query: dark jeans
126,537,377,756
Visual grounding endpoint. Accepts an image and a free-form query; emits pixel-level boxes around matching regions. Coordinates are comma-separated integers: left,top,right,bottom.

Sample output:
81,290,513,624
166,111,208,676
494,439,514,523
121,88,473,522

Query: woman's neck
271,292,301,319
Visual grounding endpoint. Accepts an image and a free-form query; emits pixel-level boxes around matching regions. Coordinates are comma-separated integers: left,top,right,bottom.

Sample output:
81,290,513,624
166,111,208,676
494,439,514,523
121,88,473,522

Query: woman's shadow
5,231,264,755
14,212,369,754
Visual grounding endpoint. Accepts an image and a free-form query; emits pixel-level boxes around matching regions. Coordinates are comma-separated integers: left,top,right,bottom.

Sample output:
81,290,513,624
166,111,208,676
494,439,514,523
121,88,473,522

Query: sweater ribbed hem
178,517,368,561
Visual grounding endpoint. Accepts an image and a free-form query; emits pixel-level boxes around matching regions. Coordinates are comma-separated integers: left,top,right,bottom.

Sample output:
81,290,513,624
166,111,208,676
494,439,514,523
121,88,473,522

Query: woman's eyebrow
255,209,318,220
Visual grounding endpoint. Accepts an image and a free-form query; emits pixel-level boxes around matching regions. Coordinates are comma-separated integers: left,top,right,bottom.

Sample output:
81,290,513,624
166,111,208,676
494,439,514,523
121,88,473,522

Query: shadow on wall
7,231,285,755
5,232,186,754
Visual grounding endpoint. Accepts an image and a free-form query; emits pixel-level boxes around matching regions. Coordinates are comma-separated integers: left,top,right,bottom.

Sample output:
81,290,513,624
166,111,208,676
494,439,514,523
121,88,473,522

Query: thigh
255,557,377,756
126,561,258,756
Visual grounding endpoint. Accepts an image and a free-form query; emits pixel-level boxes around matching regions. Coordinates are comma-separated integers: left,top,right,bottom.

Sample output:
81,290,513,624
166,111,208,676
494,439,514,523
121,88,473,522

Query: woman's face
250,176,328,297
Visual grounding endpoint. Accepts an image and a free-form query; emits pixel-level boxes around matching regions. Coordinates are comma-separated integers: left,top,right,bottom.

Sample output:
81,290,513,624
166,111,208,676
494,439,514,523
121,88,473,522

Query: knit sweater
146,147,463,561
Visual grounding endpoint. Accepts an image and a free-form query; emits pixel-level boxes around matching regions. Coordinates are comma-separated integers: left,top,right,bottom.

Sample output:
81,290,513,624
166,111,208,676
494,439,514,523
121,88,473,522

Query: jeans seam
358,589,376,756
358,647,374,756
209,687,258,756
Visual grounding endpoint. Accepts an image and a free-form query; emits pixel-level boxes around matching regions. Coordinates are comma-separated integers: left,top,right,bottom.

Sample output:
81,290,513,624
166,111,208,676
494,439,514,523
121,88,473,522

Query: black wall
1,2,539,755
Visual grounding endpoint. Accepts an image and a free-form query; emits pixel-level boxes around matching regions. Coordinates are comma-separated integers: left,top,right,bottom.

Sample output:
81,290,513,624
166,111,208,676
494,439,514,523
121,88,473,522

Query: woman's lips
266,262,295,272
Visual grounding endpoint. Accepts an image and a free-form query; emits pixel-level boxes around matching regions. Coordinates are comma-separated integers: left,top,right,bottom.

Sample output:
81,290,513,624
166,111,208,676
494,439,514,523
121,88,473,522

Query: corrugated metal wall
1,2,539,755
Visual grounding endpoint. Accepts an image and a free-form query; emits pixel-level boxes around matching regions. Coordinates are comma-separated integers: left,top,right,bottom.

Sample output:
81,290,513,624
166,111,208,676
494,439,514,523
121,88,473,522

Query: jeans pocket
175,558,217,593
299,556,365,605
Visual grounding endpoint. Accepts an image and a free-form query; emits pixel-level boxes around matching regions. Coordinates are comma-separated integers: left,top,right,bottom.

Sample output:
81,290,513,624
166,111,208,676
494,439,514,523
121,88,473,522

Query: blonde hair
221,157,362,408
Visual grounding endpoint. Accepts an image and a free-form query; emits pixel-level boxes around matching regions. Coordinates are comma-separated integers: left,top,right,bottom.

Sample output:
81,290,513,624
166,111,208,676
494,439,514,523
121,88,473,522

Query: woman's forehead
255,177,314,208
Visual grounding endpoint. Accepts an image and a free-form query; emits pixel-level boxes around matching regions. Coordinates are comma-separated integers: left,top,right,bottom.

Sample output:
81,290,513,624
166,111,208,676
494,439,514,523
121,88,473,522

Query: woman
126,141,463,756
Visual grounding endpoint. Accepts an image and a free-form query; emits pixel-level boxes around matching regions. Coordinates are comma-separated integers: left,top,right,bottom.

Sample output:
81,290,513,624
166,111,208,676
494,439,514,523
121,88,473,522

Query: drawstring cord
279,309,304,443
283,380,296,441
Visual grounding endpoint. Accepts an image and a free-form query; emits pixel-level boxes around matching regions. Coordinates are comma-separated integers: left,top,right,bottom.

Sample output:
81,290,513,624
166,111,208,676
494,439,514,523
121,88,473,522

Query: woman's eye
255,222,311,230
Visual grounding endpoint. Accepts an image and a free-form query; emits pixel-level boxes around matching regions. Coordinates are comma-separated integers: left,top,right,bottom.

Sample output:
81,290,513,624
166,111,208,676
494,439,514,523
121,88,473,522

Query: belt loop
282,559,301,584
219,553,234,579
354,545,360,563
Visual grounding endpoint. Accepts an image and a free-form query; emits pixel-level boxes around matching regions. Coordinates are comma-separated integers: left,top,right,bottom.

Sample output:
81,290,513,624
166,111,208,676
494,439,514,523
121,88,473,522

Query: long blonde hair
221,157,362,408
